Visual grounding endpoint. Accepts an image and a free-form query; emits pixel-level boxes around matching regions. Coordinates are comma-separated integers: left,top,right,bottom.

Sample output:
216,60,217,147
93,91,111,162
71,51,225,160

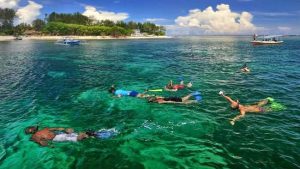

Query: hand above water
230,120,235,125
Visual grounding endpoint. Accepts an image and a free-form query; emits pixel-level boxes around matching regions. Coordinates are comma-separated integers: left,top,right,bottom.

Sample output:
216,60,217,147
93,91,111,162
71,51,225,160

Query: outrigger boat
251,34,283,45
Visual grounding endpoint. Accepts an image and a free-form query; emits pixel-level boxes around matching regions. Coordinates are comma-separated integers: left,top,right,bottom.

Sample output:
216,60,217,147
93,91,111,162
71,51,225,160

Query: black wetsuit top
163,97,182,102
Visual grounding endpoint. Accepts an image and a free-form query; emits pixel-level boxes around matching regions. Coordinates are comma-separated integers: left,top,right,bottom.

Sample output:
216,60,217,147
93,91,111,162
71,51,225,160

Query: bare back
31,128,56,146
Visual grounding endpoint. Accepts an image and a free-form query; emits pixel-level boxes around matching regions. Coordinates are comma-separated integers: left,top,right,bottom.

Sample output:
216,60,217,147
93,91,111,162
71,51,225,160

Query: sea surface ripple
0,36,299,169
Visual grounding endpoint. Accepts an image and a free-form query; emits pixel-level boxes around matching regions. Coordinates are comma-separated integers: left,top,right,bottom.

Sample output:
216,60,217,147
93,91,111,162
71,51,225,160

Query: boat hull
251,41,283,45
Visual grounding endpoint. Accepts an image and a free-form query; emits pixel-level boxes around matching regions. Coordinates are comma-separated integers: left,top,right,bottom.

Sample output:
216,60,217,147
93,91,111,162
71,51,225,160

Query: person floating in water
25,126,88,146
148,92,201,104
165,80,192,91
219,91,272,125
241,63,250,72
108,85,153,98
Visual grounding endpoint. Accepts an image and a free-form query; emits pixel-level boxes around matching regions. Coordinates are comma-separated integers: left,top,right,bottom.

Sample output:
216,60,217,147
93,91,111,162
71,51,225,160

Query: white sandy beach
0,35,171,41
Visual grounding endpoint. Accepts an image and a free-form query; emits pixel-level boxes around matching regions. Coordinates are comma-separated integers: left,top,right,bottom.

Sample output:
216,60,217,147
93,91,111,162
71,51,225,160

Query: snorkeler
108,85,152,98
219,91,271,125
164,80,193,91
241,63,250,72
25,126,88,146
148,92,201,104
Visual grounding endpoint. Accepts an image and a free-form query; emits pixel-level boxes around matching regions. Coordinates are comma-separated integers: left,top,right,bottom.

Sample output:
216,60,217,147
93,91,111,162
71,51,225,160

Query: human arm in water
230,110,246,125
164,87,178,91
219,91,241,109
219,91,237,105
48,128,66,131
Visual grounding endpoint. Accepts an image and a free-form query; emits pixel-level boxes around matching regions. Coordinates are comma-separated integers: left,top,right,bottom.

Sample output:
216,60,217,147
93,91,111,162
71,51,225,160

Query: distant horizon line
170,34,300,37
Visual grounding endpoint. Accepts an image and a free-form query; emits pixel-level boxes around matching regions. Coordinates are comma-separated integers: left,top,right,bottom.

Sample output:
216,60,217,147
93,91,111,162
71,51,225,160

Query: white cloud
0,0,20,9
174,4,256,35
82,5,128,22
16,1,43,24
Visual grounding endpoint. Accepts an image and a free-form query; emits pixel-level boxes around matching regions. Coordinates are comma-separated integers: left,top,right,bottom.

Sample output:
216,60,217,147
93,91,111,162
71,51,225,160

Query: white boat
251,35,283,45
56,37,86,45
14,36,22,40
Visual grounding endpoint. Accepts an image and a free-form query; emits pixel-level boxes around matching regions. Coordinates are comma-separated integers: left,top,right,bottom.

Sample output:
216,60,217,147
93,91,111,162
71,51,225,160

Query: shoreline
0,35,172,41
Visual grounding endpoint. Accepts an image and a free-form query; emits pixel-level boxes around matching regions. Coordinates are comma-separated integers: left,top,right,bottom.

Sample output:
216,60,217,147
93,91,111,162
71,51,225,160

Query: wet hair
25,126,38,134
85,129,96,137
231,104,239,110
108,86,116,93
241,63,247,69
231,100,240,110
148,97,158,103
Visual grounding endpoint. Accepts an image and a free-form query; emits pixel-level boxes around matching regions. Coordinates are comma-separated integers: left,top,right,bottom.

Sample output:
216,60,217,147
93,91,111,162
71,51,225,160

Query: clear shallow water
0,36,299,169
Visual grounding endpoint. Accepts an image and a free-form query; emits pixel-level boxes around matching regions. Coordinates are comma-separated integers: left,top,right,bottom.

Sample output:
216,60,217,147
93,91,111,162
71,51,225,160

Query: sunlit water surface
0,36,299,169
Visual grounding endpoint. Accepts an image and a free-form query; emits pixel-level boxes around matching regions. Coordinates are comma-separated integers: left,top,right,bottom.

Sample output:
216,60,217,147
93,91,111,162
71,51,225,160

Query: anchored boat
251,34,283,45
14,36,22,40
56,37,85,45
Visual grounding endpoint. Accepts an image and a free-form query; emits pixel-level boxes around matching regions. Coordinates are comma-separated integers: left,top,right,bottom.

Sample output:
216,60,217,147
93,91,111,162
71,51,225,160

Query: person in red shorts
165,80,192,91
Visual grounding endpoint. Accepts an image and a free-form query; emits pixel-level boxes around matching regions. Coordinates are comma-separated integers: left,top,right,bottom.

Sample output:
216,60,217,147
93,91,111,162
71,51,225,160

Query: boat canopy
263,35,283,38
257,35,283,39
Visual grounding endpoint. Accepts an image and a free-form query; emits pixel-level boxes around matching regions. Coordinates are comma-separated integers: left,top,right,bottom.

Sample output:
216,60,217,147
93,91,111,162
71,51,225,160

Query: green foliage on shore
47,12,92,25
0,8,166,36
43,22,133,37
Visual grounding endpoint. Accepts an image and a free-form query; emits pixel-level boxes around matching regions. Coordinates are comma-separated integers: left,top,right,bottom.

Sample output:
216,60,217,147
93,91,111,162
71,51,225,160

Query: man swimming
108,85,152,98
219,91,271,125
25,126,88,146
148,92,201,104
165,80,193,91
241,63,250,72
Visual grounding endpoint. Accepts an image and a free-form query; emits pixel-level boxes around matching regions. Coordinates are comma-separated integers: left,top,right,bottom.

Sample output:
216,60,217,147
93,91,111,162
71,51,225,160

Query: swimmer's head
65,128,74,134
85,129,96,137
148,97,158,103
77,132,89,140
231,100,240,109
108,86,116,93
25,126,38,134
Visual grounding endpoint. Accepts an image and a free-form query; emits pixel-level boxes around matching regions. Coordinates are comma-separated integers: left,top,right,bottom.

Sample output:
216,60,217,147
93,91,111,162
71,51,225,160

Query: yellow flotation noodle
148,89,163,92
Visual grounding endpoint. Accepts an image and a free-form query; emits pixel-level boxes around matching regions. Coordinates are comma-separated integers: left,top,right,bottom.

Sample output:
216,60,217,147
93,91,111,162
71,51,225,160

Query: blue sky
3,0,300,35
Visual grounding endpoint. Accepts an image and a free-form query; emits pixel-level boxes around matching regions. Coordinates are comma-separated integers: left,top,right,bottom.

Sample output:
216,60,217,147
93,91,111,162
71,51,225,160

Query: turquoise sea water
0,36,299,169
